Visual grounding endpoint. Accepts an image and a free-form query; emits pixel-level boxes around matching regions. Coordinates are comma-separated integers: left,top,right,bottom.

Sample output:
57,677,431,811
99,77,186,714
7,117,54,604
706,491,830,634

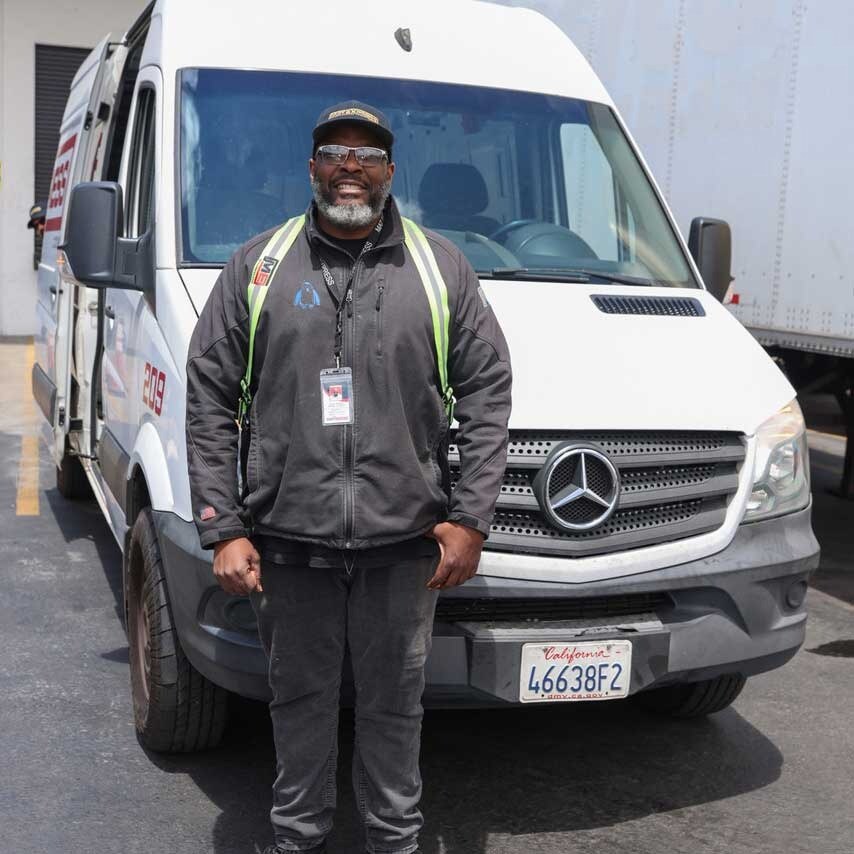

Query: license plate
519,640,632,703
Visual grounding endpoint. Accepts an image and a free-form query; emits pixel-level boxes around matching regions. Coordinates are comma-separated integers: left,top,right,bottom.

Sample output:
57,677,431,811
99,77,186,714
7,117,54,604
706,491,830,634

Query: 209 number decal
142,362,166,416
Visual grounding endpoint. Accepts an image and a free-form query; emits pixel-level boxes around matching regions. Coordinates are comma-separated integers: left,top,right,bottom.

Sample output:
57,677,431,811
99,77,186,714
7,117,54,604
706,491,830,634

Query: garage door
33,44,91,268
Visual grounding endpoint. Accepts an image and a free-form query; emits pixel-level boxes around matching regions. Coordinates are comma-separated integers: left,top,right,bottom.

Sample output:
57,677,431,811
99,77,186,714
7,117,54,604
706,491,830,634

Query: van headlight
743,400,810,522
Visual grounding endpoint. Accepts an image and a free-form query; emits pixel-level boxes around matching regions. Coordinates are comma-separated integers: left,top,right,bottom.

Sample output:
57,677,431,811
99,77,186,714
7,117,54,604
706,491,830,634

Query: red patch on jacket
200,506,216,521
252,256,278,286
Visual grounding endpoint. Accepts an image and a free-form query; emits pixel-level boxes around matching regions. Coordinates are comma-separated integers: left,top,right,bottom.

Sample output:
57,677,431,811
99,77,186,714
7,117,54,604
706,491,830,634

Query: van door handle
105,305,115,319
49,285,58,296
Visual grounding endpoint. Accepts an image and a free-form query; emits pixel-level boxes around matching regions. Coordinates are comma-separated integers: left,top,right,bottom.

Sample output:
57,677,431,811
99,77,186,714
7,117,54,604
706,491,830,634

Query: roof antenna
395,27,413,52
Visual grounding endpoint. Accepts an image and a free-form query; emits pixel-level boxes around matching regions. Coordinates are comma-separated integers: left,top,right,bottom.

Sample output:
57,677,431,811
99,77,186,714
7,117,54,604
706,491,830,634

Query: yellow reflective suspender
236,213,454,428
237,215,305,428
401,217,454,421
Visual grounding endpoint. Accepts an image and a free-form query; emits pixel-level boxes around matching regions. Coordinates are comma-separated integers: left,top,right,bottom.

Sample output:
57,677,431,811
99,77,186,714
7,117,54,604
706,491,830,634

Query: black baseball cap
27,200,47,228
312,101,394,152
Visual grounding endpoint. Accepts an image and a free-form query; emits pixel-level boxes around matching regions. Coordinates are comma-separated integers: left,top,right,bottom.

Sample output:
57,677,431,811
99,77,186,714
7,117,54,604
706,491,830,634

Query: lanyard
318,217,383,369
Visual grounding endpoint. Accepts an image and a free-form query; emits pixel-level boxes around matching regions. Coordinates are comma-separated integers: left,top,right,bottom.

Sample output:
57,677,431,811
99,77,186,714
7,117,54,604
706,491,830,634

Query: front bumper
152,504,819,704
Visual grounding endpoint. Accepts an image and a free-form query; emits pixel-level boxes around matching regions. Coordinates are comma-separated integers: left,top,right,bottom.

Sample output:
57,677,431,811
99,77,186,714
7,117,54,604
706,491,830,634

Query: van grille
448,430,745,557
435,592,672,623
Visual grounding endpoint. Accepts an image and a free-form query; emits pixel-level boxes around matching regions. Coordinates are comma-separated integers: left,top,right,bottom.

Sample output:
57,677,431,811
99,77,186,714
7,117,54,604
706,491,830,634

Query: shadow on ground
141,692,782,854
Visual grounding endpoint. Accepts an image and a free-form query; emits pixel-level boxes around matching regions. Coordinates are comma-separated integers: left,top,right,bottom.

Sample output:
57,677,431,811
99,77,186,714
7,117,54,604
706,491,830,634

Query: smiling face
309,123,395,235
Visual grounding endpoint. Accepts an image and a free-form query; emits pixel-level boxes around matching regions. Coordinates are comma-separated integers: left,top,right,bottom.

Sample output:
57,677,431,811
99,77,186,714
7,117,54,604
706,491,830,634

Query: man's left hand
426,521,485,589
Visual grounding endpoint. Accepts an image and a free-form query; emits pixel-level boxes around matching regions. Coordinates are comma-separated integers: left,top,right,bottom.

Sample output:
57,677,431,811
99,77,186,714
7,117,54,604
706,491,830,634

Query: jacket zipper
343,261,360,548
375,280,385,357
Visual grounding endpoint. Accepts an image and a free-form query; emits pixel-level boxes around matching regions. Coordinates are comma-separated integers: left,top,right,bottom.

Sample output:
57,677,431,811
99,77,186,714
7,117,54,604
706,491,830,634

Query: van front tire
127,507,228,752
635,673,747,718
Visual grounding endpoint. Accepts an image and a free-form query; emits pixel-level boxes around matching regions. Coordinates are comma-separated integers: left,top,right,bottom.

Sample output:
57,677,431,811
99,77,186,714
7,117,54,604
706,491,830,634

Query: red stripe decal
58,134,77,156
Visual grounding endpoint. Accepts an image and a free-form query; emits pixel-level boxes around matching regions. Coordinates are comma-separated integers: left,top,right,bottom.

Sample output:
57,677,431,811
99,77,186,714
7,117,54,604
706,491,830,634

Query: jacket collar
305,195,406,256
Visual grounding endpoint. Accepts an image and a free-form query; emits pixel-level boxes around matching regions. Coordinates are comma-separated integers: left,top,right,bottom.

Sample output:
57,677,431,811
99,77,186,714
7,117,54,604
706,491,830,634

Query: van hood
487,283,793,435
181,271,792,436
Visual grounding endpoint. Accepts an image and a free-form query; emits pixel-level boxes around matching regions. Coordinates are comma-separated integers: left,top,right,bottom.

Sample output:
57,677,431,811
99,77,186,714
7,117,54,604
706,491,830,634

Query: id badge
320,367,354,426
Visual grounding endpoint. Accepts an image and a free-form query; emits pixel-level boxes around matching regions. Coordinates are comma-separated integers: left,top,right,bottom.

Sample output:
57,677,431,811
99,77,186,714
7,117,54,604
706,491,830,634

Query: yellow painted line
16,435,40,515
16,342,40,516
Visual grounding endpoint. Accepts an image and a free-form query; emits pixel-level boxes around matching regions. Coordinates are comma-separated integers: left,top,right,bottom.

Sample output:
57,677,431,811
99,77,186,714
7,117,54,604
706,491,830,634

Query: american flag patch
252,256,279,287
200,506,216,521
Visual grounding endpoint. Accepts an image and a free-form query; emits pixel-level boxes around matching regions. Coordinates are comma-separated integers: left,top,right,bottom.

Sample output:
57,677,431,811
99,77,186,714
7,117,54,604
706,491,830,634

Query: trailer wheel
127,507,228,752
56,450,92,499
636,673,747,718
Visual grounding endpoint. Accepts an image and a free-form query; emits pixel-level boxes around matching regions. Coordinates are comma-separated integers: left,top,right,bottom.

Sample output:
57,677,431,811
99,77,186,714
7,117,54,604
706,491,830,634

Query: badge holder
320,367,354,426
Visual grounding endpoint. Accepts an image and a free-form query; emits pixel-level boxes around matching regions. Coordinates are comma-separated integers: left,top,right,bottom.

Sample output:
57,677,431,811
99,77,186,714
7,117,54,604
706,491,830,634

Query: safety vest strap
235,213,454,429
400,217,454,421
237,214,305,428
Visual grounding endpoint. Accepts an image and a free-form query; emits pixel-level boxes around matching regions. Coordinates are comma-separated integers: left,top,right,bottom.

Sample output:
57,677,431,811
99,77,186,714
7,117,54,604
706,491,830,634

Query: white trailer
508,0,854,491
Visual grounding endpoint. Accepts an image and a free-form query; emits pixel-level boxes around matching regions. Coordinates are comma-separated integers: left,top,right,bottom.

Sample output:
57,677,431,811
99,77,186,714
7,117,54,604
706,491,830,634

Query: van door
66,40,131,466
100,71,159,502
32,35,114,465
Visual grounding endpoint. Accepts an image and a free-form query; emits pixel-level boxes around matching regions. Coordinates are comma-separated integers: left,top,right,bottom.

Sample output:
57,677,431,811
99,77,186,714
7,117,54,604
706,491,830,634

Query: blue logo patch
294,282,321,310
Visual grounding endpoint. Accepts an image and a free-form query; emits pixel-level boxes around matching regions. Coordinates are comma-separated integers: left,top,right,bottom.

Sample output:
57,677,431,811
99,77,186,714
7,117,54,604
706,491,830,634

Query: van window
178,70,694,286
103,39,144,183
126,87,155,238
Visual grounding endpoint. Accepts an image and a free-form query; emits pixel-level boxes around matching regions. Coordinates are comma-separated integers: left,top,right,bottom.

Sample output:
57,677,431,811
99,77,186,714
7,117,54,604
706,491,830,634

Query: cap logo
327,107,379,125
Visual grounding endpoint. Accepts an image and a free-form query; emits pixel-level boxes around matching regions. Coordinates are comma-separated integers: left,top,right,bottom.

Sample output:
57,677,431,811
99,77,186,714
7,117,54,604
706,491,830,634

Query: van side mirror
61,181,150,292
688,217,732,302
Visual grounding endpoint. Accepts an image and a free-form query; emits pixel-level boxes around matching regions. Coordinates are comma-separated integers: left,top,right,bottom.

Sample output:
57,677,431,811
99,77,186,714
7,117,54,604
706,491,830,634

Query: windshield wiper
477,267,661,286
477,267,592,282
565,269,662,287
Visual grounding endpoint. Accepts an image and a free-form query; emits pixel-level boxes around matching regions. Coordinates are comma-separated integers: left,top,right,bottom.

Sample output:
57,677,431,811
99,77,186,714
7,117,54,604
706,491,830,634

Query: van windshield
179,69,695,286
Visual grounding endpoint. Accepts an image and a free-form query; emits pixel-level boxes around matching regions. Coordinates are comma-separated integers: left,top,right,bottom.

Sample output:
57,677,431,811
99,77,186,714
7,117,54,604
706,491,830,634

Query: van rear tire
56,451,92,499
636,673,747,718
127,507,228,752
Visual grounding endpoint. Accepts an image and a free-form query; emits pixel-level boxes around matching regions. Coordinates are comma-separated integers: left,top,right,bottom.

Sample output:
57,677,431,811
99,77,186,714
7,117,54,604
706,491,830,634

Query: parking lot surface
1,341,852,854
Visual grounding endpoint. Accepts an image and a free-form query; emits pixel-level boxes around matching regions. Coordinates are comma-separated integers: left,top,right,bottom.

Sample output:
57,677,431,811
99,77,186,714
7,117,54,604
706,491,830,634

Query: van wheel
127,507,228,752
56,450,92,499
636,673,747,718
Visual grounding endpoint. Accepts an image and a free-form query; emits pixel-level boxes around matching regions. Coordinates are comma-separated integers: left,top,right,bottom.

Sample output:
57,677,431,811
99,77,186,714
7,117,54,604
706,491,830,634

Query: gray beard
311,176,391,231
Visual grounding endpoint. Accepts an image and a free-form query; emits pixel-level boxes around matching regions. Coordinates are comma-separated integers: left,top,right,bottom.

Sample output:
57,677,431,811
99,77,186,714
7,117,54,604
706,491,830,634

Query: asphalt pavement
1,340,852,854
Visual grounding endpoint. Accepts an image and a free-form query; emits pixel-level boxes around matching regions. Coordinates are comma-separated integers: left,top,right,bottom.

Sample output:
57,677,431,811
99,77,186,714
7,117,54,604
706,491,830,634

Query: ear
386,161,395,182
308,157,316,180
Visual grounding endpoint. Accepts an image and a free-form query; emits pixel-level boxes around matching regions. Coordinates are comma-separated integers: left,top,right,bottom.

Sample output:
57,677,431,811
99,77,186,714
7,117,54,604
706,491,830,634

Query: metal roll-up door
33,44,91,268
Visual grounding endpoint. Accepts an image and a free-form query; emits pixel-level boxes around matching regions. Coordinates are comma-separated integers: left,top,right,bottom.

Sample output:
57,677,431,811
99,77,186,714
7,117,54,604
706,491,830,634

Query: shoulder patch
252,256,279,287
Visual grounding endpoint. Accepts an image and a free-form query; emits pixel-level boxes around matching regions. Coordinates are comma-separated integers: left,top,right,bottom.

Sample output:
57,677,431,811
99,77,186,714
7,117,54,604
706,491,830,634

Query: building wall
0,0,142,336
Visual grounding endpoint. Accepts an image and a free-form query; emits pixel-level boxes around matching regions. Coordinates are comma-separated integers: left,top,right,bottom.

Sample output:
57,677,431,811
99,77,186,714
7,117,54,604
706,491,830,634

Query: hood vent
592,294,705,317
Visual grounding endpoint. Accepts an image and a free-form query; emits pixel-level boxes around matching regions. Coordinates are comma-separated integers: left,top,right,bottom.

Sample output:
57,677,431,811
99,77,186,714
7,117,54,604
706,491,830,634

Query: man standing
186,102,512,854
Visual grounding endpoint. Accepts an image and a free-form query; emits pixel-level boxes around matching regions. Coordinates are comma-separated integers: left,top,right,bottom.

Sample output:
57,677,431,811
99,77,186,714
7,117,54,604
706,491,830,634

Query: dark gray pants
250,550,440,854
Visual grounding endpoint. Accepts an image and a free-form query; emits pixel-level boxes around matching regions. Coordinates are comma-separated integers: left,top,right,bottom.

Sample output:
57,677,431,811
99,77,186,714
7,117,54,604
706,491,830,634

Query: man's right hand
212,537,263,595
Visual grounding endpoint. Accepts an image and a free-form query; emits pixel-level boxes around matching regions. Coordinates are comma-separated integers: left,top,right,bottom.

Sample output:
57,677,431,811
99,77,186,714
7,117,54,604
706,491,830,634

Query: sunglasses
314,144,388,167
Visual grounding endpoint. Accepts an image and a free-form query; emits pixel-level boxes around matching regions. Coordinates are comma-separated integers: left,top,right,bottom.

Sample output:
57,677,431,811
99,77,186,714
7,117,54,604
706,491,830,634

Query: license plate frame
519,640,633,703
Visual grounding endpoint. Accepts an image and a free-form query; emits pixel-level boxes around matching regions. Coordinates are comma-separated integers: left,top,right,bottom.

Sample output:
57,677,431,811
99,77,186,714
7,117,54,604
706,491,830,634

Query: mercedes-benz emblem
533,444,620,532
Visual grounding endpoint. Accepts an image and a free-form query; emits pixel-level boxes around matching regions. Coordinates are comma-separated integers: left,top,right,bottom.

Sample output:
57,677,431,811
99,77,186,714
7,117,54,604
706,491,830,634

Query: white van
33,0,819,751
